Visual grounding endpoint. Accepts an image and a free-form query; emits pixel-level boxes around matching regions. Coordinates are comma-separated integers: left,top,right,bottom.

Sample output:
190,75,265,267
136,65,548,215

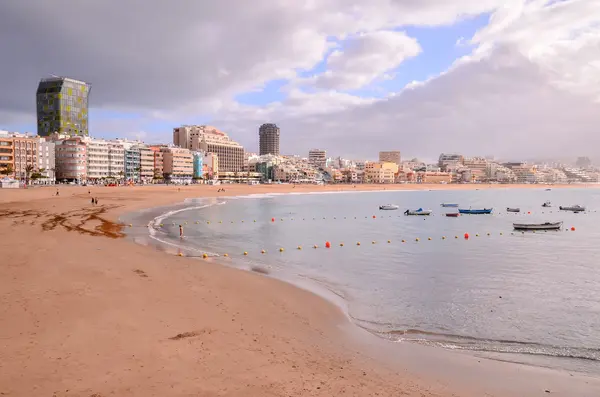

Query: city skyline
1,1,599,161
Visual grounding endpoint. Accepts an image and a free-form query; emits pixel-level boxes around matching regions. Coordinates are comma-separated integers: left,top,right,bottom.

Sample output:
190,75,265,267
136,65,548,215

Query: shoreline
123,188,600,375
2,184,600,396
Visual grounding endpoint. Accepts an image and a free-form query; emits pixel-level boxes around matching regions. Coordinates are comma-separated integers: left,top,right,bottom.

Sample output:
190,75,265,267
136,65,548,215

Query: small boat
506,207,520,213
441,203,459,207
545,188,552,191
379,204,399,210
542,201,552,207
513,221,563,231
458,208,493,214
404,208,432,216
445,213,460,217
559,205,585,212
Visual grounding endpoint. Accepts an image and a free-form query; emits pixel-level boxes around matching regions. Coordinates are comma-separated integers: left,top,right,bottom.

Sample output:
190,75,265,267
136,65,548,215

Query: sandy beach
1,183,599,397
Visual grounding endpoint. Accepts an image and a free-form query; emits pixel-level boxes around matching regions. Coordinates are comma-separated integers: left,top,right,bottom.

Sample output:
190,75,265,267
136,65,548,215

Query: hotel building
173,125,244,172
149,146,165,179
379,151,401,165
36,76,91,136
259,123,280,156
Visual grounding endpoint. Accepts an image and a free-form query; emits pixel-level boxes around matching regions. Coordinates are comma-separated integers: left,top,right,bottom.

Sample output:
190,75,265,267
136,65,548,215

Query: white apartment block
85,138,110,180
308,149,326,168
108,142,125,179
38,138,56,183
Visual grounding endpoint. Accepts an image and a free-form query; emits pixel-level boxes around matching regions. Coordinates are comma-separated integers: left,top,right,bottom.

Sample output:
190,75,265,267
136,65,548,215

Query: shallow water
124,188,600,375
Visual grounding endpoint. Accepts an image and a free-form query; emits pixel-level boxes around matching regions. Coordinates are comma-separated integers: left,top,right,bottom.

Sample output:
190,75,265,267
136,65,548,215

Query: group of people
217,188,226,192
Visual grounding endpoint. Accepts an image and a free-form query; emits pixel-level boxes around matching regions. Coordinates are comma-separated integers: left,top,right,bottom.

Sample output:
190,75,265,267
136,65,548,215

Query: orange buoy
527,211,531,214
325,241,331,248
571,226,575,231
372,215,376,219
271,217,275,222
464,233,469,239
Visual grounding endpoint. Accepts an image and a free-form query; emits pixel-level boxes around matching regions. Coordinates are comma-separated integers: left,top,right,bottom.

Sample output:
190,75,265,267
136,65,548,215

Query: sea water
123,187,600,375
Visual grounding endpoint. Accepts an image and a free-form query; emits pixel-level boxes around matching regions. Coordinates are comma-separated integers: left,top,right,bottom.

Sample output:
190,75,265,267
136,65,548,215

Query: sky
1,0,599,162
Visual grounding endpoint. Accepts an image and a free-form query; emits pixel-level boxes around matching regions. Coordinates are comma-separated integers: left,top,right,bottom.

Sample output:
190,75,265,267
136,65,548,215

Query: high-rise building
308,149,326,169
36,76,91,137
259,123,280,155
379,151,401,165
173,125,244,172
85,138,110,180
107,142,125,179
161,146,194,179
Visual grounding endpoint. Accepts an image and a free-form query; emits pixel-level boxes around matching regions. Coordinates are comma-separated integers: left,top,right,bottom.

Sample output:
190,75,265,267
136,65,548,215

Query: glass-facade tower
36,77,91,136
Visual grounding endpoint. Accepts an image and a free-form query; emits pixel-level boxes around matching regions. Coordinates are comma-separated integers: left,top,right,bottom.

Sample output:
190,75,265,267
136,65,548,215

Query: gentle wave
146,201,227,257
371,327,600,362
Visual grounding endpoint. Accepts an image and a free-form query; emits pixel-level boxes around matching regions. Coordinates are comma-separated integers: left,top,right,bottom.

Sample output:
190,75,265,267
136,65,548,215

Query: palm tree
1,164,13,178
25,165,34,185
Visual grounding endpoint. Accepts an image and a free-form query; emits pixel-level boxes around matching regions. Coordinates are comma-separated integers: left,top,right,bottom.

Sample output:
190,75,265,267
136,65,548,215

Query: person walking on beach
94,198,98,205
91,197,95,205
179,224,183,238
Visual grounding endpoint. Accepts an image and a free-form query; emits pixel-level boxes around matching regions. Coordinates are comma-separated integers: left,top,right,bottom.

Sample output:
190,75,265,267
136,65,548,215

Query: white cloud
307,31,421,90
1,0,599,161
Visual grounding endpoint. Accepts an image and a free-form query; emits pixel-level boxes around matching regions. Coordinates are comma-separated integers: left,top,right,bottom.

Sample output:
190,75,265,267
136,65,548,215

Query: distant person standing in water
179,224,183,238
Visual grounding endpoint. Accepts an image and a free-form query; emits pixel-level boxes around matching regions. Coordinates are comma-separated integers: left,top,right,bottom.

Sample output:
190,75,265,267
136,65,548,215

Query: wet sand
1,183,599,396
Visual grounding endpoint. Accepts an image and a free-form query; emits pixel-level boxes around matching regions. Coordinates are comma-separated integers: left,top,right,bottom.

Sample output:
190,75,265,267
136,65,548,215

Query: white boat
542,201,552,207
506,207,520,212
513,221,562,231
559,205,585,212
404,208,432,216
379,204,399,210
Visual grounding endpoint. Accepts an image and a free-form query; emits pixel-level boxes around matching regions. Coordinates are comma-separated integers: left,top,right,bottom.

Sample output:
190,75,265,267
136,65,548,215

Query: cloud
212,45,600,161
1,0,599,162
305,31,421,90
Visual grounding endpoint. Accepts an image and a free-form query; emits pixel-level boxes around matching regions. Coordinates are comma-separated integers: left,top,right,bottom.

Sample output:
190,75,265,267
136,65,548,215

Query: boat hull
404,210,432,216
379,206,399,210
513,222,562,231
506,208,520,212
458,209,493,214
559,206,585,212
441,204,459,207
445,213,459,217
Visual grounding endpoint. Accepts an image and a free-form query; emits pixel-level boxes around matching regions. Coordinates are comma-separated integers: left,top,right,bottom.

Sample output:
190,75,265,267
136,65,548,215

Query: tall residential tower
258,123,280,155
36,76,91,137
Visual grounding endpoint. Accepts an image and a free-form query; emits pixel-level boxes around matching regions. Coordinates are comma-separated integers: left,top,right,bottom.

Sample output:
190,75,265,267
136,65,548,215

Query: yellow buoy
475,234,479,237
279,247,284,252
416,238,420,241
313,245,318,249
357,242,361,245
340,243,344,246
455,236,458,239
428,237,432,240
254,220,256,222
160,224,163,227
219,221,222,223
442,236,446,239
223,254,228,257
500,232,503,235
401,239,406,243
241,220,244,223
487,233,490,236
372,241,376,244
195,221,199,224
387,240,391,243
243,251,248,255
203,253,208,259
297,246,302,250
177,253,183,257
128,224,132,227
261,249,266,254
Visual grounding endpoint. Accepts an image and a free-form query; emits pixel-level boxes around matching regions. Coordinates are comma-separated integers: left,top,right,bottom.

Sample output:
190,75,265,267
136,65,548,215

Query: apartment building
0,133,15,176
379,151,401,165
192,152,204,178
38,138,56,183
107,142,125,179
55,137,87,182
161,146,193,180
149,146,164,179
139,146,154,182
173,125,244,172
364,161,398,184
258,123,280,156
125,147,141,181
308,149,326,168
85,138,110,180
